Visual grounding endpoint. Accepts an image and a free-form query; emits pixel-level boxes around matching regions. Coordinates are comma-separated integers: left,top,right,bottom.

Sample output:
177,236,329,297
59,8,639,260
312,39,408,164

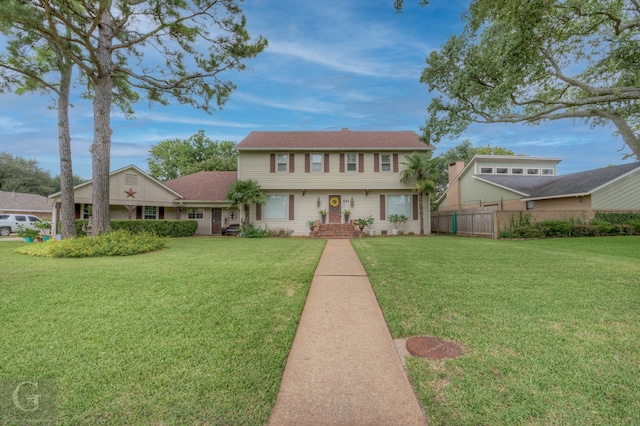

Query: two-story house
48,130,435,236
235,130,434,235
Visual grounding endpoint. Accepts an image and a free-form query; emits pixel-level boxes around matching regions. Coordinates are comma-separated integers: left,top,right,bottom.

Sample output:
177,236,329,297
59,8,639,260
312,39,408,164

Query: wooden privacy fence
431,208,597,238
431,207,497,238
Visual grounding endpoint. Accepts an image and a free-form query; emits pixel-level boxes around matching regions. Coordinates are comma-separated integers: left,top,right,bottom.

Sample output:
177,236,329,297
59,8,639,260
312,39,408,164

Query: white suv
0,214,42,236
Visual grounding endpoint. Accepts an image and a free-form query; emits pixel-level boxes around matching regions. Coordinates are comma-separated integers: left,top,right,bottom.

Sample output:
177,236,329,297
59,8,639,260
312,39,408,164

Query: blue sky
0,0,636,180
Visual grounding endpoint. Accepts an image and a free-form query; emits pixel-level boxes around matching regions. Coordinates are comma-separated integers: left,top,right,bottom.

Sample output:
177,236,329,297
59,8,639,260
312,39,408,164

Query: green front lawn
1,237,325,425
352,236,640,426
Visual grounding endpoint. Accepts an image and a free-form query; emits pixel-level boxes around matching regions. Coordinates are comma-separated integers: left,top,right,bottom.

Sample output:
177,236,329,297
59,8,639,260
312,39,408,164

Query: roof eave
472,176,530,196
522,192,590,201
237,146,434,152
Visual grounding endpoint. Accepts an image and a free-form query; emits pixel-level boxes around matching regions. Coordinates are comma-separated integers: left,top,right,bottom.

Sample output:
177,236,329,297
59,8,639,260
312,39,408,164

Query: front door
328,195,341,224
211,208,222,235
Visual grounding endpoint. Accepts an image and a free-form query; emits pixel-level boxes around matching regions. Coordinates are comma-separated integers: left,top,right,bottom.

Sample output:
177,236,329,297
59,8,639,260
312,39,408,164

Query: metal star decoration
125,187,137,198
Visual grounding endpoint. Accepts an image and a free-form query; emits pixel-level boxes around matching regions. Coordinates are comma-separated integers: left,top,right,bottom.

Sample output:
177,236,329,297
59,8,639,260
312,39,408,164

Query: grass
1,237,325,425
352,236,640,426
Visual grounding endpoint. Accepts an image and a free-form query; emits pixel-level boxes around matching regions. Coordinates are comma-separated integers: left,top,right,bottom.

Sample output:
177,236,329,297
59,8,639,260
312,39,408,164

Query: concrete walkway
268,239,425,426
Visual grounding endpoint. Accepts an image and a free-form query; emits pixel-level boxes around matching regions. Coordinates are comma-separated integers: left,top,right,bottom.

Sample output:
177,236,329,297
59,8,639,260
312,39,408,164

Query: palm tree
226,179,266,230
400,151,440,235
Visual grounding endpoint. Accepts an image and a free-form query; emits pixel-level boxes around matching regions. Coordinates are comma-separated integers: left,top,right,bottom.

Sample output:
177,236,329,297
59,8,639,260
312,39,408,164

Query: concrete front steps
312,223,363,239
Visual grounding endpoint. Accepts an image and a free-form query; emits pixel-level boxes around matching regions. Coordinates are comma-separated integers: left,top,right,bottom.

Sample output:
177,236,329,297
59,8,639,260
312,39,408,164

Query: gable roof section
48,164,183,199
472,175,555,197
525,161,640,200
236,130,434,151
0,190,50,212
164,171,237,202
475,162,640,200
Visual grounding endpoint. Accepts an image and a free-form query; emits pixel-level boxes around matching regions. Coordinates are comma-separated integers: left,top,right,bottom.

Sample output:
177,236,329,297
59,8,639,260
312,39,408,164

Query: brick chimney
445,161,465,210
448,161,464,184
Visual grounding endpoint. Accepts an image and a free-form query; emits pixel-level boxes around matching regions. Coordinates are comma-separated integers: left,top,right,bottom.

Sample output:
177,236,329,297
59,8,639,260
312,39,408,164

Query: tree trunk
57,55,76,238
91,8,114,235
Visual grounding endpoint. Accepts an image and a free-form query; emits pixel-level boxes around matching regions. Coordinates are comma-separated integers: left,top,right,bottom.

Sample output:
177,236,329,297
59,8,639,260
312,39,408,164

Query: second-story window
381,154,391,172
277,154,288,172
346,154,357,171
311,154,323,172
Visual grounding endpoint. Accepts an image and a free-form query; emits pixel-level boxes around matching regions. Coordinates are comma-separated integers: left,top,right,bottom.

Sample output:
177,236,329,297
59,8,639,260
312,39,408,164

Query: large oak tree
147,130,237,181
421,0,640,158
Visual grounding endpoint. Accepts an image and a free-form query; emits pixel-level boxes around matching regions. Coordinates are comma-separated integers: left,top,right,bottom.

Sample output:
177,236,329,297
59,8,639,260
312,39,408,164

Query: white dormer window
496,167,508,174
527,168,539,175
480,167,493,174
541,168,554,175
512,168,524,175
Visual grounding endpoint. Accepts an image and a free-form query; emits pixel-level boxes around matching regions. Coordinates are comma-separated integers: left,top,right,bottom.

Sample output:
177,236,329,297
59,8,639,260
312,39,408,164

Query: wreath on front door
329,197,340,208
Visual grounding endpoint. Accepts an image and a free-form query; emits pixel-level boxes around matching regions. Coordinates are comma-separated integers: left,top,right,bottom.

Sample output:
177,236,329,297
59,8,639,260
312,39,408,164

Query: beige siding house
49,130,434,236
236,130,435,235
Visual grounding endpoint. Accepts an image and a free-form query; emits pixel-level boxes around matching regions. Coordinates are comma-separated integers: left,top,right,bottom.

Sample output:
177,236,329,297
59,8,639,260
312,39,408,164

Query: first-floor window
387,195,411,218
264,195,288,219
187,208,204,219
526,201,534,210
83,204,93,218
144,206,157,220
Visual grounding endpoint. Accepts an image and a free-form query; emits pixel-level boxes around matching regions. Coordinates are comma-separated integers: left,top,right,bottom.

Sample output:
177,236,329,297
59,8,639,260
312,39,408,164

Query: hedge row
595,211,640,224
75,219,198,237
499,217,640,239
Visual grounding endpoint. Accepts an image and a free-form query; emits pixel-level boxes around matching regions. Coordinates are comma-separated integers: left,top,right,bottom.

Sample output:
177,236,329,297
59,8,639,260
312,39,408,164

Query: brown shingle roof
236,130,434,151
164,171,237,202
0,190,50,212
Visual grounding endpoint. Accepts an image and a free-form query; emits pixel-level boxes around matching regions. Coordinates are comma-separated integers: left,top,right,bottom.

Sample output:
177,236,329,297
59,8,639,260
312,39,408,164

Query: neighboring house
0,190,51,218
49,130,435,236
235,129,435,235
438,155,562,211
434,155,640,237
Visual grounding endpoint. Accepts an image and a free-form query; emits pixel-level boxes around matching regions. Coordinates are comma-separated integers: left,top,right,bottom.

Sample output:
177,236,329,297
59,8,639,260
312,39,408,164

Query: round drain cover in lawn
406,336,462,360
